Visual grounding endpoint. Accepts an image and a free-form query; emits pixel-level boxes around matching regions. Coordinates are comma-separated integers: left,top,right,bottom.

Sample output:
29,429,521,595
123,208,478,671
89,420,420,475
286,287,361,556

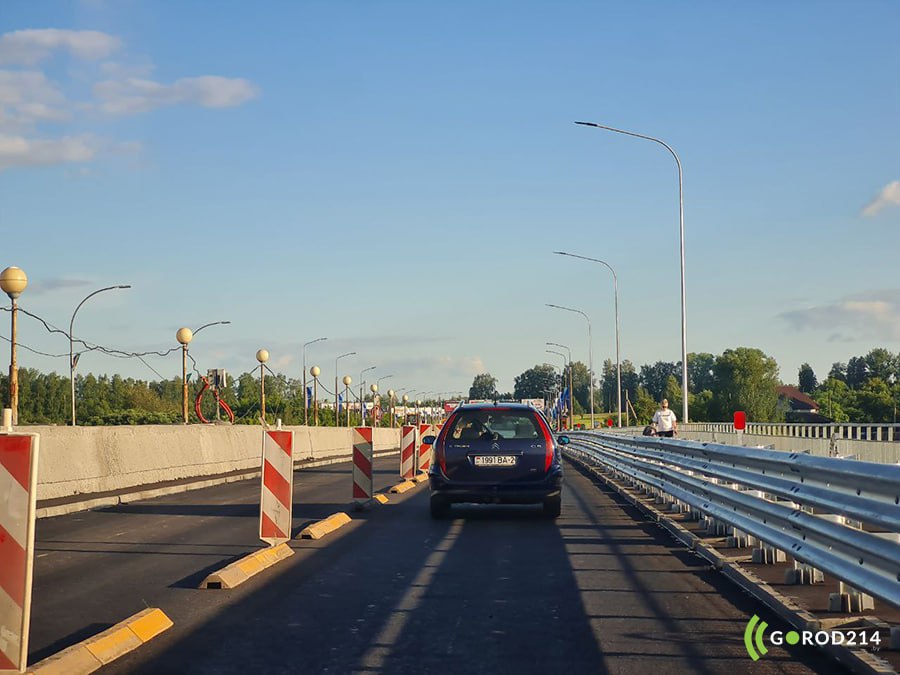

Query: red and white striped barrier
400,424,416,480
259,430,294,545
353,427,374,502
418,423,435,473
0,433,39,672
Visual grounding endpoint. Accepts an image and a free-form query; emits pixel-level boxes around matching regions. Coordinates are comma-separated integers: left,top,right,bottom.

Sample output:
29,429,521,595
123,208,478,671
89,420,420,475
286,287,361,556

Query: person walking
652,398,678,437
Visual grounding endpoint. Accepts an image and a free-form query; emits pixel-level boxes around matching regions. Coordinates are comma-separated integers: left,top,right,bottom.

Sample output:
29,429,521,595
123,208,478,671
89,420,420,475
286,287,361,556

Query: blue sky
1,1,898,403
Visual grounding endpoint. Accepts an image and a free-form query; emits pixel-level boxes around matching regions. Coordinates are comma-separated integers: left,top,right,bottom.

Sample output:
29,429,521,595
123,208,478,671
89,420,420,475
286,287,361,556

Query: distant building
777,385,831,422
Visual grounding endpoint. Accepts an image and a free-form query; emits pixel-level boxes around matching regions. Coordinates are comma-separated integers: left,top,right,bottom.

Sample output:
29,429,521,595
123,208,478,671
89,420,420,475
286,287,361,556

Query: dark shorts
657,430,675,437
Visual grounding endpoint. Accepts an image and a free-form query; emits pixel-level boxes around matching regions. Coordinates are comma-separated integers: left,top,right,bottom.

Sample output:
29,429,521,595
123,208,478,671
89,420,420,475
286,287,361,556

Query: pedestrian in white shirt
652,398,677,437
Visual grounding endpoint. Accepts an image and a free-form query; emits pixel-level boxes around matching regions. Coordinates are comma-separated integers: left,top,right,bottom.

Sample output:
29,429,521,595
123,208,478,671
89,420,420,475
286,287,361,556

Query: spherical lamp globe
176,327,193,345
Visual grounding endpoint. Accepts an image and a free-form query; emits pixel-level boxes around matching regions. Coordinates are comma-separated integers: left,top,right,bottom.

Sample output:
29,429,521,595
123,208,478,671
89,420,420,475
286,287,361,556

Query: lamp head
0,266,28,299
256,349,269,364
370,383,378,393
343,375,352,386
176,327,193,345
310,365,320,377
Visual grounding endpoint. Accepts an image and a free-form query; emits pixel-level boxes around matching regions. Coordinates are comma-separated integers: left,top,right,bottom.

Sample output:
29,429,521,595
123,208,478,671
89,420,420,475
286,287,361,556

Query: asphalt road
28,458,843,674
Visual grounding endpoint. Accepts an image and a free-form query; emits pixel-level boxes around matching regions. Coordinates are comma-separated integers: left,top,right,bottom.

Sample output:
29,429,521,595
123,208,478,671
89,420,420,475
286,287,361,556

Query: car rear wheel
543,496,561,518
430,495,451,519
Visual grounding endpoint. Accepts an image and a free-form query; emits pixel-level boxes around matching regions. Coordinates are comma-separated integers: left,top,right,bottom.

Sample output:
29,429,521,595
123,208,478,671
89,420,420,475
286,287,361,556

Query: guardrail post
785,561,824,585
829,582,876,613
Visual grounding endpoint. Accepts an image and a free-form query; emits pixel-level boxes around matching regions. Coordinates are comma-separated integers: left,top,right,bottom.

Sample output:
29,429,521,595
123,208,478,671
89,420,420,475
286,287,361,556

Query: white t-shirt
652,408,677,432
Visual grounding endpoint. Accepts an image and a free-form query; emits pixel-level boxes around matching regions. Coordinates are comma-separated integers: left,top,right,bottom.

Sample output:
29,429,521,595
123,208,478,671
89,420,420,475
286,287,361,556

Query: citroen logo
491,442,500,451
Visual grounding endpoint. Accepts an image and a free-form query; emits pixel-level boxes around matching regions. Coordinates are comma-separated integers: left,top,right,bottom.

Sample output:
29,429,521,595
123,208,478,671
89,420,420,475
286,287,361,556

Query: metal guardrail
564,431,900,609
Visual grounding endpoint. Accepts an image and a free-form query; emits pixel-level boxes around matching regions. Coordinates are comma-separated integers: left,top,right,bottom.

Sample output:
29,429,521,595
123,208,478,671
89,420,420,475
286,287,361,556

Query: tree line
468,346,900,424
2,369,401,427
6,345,899,426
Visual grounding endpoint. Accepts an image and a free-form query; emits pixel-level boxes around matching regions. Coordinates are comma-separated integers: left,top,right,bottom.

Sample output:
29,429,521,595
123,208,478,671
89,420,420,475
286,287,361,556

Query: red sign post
733,411,746,446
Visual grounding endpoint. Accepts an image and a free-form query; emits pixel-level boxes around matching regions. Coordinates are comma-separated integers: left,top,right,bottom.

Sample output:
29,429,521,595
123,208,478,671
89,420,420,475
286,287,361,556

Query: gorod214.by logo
743,615,882,661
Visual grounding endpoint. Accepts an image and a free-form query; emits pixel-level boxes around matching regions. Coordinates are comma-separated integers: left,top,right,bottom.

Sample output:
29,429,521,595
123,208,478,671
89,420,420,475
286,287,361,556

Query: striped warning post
0,433,39,672
353,427,374,503
417,423,435,473
400,424,416,480
259,430,294,545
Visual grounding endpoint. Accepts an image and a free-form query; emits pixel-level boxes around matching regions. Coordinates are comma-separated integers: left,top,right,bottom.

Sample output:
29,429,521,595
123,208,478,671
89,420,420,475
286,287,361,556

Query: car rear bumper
428,466,562,504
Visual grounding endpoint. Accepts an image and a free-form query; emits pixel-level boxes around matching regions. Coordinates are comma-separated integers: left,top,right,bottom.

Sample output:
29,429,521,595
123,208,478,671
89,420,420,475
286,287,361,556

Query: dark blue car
427,402,568,518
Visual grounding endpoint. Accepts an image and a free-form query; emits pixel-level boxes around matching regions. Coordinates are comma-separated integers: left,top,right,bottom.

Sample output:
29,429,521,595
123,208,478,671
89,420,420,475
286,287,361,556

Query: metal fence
681,421,900,442
564,431,900,609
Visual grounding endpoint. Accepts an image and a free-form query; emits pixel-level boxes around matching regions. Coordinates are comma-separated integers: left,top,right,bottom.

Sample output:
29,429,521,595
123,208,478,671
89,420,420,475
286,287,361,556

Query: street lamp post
176,327,193,424
302,337,327,425
546,350,567,430
370,383,378,427
553,251,622,427
334,351,356,423
342,375,352,427
310,366,321,425
359,366,375,425
68,284,131,426
256,349,269,422
547,342,573,430
0,267,28,425
401,393,409,425
176,320,229,425
387,389,395,428
546,303,594,429
575,120,688,422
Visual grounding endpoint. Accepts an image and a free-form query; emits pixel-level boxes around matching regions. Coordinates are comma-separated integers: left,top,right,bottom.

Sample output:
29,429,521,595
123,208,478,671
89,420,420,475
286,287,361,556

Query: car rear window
447,409,540,441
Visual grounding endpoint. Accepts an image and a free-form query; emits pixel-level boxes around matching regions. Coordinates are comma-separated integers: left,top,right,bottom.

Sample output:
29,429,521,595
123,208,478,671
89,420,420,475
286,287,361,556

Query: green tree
711,347,783,422
687,352,716,393
513,364,558,400
864,348,896,383
469,373,499,400
854,377,894,422
632,386,657,424
814,377,852,422
798,363,817,394
639,361,678,402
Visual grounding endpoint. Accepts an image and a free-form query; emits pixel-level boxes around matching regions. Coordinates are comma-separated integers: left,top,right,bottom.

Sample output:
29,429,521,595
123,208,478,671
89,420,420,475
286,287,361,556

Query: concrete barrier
16,425,399,502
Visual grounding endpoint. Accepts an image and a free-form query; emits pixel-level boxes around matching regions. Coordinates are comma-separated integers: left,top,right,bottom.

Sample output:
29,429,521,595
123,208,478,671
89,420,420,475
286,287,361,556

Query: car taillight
536,415,555,471
435,413,457,475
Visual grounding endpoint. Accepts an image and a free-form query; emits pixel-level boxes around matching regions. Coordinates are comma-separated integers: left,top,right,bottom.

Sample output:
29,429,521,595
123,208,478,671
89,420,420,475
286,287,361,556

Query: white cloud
0,29,120,65
0,70,69,130
862,181,900,217
94,75,258,115
779,290,900,341
0,134,97,170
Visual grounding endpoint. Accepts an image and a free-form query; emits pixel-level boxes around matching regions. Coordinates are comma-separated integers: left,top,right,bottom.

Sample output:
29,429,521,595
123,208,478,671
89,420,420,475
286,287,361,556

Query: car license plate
473,455,517,467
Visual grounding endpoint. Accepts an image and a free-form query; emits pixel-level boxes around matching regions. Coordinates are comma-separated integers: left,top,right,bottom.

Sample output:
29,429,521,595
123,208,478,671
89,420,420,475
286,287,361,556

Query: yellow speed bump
29,608,172,674
298,512,351,540
374,494,389,504
412,473,429,484
389,480,417,494
199,542,293,589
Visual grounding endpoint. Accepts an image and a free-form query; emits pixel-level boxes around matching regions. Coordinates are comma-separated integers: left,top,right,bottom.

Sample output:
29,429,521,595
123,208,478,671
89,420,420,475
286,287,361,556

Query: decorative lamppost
256,349,269,422
402,393,409,425
370,383,378,427
342,375,352,426
176,327,193,424
0,267,27,425
387,389,395,428
310,365,321,425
